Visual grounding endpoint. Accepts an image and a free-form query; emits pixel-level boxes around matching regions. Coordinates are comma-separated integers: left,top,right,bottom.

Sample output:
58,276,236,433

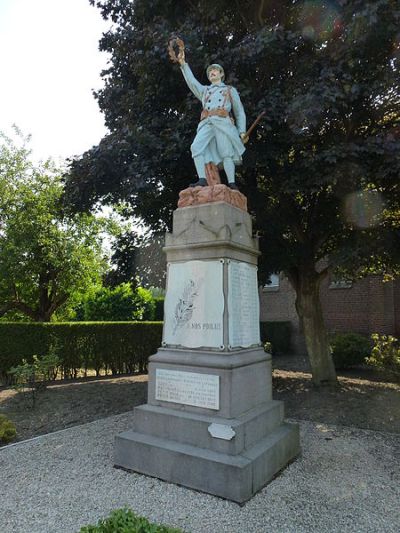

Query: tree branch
0,300,38,321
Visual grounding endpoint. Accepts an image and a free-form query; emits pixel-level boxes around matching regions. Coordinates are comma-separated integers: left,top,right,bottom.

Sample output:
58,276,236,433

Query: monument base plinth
114,348,300,503
114,200,300,502
115,405,299,503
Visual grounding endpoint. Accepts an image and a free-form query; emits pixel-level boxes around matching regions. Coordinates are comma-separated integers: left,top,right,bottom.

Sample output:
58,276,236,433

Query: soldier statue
175,43,248,190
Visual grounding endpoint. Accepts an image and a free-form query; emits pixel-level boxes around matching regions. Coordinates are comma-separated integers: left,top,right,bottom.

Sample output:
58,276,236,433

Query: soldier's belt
200,109,229,120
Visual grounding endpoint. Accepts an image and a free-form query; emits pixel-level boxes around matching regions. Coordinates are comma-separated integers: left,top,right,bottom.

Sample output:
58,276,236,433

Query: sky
0,0,111,162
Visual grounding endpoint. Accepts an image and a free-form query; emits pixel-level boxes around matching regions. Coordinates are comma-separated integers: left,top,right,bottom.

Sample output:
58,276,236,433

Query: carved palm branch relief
173,279,201,334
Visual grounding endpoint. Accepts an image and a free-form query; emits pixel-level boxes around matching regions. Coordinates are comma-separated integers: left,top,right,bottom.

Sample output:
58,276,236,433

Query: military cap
206,63,225,81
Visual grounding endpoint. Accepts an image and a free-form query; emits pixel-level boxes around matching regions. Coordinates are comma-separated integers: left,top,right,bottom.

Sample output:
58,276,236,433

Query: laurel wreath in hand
168,37,185,63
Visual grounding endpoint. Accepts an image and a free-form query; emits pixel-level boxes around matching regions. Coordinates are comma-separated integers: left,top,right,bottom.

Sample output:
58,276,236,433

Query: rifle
242,111,266,143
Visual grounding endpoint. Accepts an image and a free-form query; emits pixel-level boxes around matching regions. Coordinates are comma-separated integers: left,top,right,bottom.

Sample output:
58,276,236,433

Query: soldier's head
206,64,225,83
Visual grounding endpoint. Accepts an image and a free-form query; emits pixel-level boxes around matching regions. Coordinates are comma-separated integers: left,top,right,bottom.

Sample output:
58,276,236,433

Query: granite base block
147,347,272,419
132,401,284,455
114,421,300,503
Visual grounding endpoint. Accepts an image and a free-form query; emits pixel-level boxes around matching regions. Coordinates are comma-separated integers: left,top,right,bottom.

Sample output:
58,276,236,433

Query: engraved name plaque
163,260,224,348
228,261,261,348
155,369,220,410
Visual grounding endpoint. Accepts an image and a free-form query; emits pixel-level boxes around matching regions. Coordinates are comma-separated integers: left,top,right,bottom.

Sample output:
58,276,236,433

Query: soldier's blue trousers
190,116,245,179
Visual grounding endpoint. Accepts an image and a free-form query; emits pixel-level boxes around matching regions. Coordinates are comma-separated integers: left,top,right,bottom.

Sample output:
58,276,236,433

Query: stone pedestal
114,201,300,503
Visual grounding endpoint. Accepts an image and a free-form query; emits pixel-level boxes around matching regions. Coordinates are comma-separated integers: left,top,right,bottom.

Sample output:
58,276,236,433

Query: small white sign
208,423,236,441
155,369,220,410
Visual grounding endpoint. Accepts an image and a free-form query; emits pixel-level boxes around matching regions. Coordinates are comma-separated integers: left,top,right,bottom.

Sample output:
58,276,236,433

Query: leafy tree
73,283,156,320
0,131,107,322
65,0,400,384
105,232,166,288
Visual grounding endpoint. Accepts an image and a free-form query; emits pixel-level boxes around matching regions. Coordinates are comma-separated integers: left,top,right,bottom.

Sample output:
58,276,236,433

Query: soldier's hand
178,48,185,65
240,133,249,144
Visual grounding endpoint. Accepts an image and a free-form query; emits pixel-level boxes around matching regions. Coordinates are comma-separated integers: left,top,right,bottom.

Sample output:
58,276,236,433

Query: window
263,273,280,291
329,278,352,289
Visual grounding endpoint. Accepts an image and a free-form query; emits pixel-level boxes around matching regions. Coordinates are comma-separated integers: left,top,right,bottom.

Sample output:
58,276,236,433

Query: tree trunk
291,272,337,385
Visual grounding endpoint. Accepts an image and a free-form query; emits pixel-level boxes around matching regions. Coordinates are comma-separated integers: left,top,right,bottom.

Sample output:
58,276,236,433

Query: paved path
0,412,399,533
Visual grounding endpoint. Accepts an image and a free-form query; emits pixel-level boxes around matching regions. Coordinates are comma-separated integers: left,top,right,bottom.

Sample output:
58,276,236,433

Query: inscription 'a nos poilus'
185,322,222,330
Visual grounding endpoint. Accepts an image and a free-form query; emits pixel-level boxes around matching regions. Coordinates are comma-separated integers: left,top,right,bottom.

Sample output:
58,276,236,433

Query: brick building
259,274,400,354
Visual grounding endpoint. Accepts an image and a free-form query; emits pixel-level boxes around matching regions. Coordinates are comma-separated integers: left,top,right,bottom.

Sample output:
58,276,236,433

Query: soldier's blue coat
180,63,246,166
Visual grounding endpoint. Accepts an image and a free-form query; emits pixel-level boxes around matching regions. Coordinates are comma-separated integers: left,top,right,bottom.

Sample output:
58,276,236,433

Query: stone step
114,422,300,503
133,401,284,455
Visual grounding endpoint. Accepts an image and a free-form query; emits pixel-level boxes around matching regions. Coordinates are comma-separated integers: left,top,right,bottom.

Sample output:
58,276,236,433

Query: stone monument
114,41,300,502
114,190,300,503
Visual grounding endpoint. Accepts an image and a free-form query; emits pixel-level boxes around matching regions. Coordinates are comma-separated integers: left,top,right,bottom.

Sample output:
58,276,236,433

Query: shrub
8,352,60,406
153,297,165,321
137,287,156,320
79,508,181,533
0,414,17,444
330,333,371,369
75,284,156,322
263,341,273,354
366,334,400,376
260,322,291,354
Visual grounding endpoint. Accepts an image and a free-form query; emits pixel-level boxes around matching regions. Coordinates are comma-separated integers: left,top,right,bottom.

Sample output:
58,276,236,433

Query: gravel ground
0,413,399,533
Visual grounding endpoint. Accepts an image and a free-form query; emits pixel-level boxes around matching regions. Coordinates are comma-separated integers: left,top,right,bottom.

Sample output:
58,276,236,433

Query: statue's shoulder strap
202,86,211,107
223,86,233,107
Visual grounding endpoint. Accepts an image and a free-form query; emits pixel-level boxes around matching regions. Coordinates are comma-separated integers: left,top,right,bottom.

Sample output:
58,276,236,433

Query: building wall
259,276,306,353
260,275,399,354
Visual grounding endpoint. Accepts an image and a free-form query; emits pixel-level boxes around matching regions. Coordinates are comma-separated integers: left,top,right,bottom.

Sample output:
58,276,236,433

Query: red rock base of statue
178,184,247,212
205,162,221,185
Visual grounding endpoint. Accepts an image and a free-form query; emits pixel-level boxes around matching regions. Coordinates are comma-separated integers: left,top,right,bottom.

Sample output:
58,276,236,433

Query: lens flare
297,1,341,42
343,191,385,229
302,25,316,40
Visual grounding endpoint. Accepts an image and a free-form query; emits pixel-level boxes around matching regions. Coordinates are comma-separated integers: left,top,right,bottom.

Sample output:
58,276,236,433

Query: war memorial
114,40,300,503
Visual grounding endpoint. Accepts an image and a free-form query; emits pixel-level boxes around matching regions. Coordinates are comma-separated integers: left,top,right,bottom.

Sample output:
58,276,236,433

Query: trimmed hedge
0,322,163,385
260,321,292,354
1,320,291,384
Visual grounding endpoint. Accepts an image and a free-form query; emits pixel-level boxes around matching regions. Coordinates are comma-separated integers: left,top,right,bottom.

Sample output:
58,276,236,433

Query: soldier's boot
189,178,208,187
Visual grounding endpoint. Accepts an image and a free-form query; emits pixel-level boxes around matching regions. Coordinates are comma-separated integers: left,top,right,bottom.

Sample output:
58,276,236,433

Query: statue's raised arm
180,63,206,102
